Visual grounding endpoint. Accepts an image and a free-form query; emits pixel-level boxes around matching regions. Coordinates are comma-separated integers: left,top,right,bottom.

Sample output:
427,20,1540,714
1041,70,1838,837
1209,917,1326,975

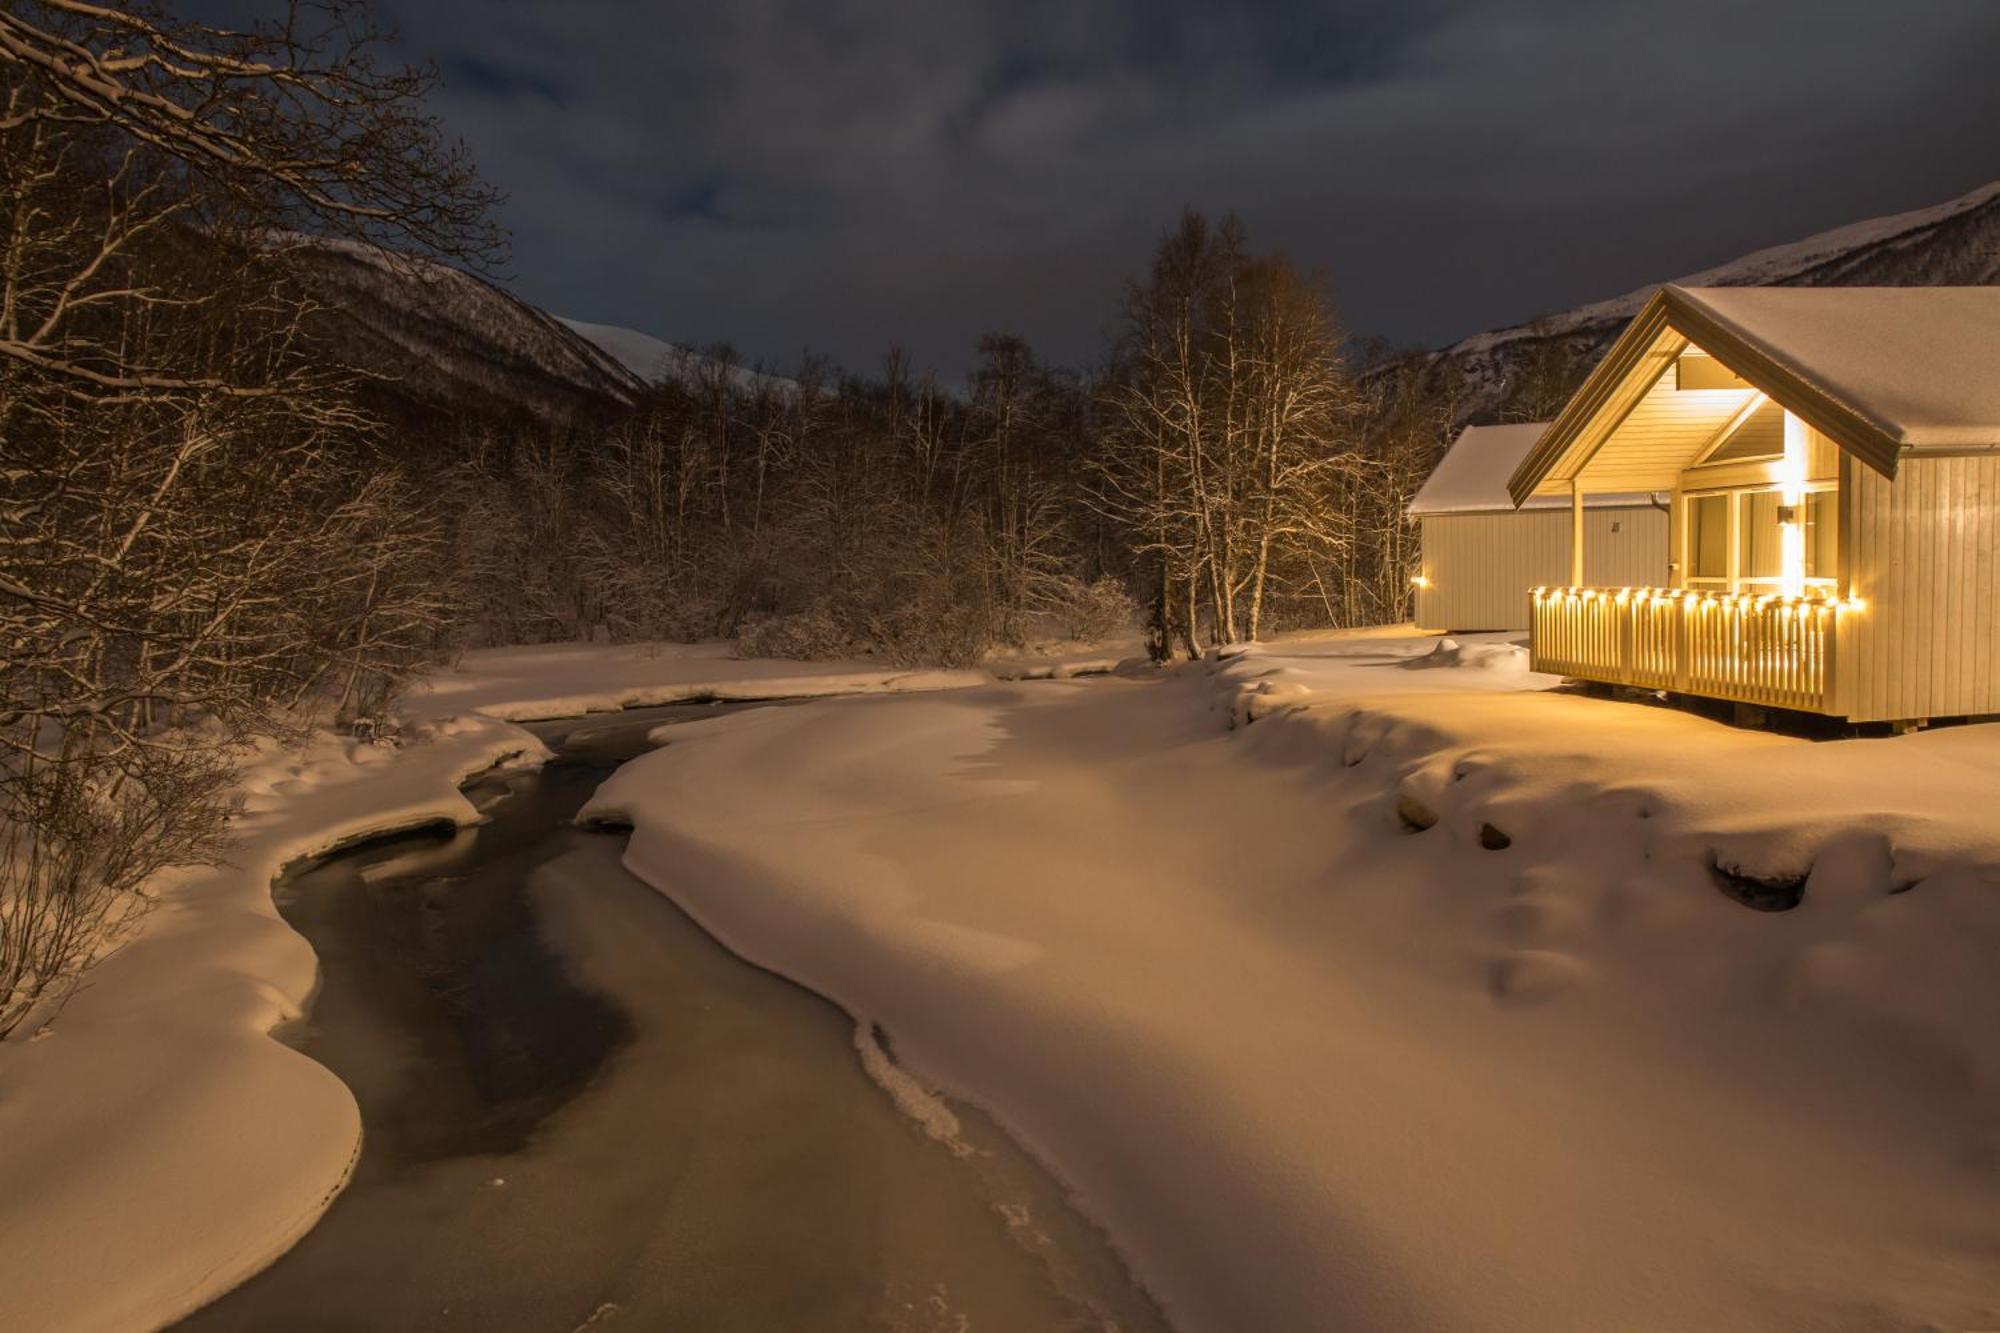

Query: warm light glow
1411,574,1431,588
1533,584,1862,615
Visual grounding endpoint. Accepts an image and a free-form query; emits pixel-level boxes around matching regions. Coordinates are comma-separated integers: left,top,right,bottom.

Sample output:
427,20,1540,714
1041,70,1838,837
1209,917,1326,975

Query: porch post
1570,480,1585,586
1780,411,1807,597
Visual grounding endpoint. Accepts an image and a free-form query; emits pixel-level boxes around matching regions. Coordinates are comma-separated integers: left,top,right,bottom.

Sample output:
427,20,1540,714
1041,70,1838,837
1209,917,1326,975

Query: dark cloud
436,54,572,107
193,0,2000,377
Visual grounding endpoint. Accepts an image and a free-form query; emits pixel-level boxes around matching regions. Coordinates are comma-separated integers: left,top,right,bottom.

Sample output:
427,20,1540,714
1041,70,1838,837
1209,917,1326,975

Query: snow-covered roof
1670,286,2000,450
1411,424,1547,515
1410,423,1652,515
1510,284,2000,504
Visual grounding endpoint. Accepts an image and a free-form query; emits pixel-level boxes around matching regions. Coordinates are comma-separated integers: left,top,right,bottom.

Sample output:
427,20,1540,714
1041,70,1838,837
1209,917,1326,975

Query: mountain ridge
294,176,2000,430
1388,177,2000,425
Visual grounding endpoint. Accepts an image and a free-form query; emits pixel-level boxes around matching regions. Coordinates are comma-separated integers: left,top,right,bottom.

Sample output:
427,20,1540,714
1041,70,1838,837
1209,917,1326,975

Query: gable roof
1411,422,1656,515
1410,424,1549,515
1508,285,2000,505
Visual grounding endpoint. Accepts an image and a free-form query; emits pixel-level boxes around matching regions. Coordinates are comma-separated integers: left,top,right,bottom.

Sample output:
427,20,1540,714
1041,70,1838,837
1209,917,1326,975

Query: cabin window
1675,351,1751,391
1688,493,1729,587
1737,491,1784,592
1684,483,1837,594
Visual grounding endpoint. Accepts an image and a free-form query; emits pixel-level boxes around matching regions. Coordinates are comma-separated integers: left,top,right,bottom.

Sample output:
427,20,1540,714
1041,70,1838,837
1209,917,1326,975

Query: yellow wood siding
1839,453,2000,722
1416,507,1668,632
1584,507,1672,587
1572,369,1761,493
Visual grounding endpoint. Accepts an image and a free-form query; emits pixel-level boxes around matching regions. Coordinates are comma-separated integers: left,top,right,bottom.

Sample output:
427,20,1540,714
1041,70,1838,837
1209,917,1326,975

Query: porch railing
1529,587,1839,714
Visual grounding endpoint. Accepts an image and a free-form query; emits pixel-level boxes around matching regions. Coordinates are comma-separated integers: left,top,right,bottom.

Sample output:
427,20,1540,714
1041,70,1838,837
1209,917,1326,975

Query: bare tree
0,0,500,1035
1095,213,1364,647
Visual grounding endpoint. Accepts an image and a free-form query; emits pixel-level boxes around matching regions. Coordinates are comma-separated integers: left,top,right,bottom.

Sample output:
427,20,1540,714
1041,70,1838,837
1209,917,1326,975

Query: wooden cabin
1410,423,1668,632
1508,284,2000,724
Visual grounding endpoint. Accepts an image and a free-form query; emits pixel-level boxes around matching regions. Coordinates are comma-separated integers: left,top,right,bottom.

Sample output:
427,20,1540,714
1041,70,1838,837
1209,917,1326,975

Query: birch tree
1096,212,1361,648
0,0,499,1035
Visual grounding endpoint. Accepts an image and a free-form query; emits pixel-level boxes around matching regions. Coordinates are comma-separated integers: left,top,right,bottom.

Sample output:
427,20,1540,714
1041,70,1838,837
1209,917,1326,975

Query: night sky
204,1,2000,376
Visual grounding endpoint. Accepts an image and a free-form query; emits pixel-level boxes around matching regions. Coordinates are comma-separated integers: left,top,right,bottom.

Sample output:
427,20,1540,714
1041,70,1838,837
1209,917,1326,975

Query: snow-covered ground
0,641,1033,1332
0,715,549,1333
13,627,2000,1331
583,627,2000,1332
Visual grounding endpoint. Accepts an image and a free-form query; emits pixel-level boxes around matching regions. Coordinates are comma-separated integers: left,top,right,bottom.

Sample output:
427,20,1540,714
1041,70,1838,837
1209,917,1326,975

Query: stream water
177,702,1167,1332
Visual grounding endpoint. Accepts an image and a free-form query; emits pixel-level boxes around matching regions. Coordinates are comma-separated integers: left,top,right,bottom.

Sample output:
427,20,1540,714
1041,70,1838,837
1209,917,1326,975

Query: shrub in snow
868,595,992,669
1040,575,1139,643
0,746,231,1037
735,604,854,661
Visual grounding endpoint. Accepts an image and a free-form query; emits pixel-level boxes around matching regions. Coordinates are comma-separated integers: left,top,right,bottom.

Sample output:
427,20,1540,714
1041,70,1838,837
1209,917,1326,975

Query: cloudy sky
211,1,2000,376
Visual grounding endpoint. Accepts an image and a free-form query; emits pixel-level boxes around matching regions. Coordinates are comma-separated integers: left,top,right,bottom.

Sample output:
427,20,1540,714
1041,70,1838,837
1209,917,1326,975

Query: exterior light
1411,574,1431,588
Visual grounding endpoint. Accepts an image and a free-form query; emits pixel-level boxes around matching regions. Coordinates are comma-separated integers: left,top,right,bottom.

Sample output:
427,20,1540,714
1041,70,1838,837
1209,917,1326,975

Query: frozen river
179,703,1165,1332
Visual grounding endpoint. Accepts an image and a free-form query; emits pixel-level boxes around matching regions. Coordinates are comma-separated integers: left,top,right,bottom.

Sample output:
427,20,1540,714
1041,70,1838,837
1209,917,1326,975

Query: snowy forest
443,255,1447,666
0,0,1457,1035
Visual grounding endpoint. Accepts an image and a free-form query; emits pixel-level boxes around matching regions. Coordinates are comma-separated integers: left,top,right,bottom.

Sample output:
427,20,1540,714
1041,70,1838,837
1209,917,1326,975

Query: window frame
1681,480,1839,595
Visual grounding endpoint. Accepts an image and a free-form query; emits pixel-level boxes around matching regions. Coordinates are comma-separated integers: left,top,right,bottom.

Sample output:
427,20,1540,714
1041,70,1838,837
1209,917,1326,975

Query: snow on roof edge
1409,421,1644,515
1670,285,2000,448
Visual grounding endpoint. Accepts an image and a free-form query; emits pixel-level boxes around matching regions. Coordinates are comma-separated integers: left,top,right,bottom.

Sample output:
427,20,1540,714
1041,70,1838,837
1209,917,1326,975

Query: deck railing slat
1528,587,1836,714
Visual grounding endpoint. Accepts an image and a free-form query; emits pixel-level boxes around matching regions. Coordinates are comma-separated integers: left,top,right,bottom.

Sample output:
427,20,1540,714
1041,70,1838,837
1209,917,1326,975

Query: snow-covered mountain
293,175,1999,428
558,318,793,395
1395,178,2000,424
286,241,785,424
287,239,647,423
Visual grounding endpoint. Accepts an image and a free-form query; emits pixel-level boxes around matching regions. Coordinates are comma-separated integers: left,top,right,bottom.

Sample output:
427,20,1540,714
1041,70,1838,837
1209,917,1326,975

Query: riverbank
0,636,1128,1328
398,639,1059,722
0,714,550,1333
181,705,1164,1332
0,643,1046,1333
583,628,2000,1332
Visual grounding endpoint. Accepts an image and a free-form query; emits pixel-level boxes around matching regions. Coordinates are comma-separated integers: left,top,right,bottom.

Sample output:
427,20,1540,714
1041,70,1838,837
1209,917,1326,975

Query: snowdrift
583,630,2000,1332
0,640,1018,1331
0,715,549,1333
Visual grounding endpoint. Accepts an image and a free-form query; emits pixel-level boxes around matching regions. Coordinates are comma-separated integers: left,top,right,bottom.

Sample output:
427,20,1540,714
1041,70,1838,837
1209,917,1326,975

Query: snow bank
986,636,1147,682
402,639,988,722
1395,634,1531,674
583,628,2000,1332
0,714,549,1333
0,639,1016,1332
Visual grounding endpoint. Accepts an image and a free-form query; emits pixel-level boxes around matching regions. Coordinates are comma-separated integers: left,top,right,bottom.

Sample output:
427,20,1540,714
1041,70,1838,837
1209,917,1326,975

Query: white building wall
1416,506,1669,632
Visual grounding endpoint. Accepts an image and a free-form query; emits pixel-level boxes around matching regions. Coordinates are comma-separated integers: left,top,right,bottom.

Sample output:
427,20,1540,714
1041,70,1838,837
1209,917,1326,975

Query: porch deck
1529,587,1843,715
